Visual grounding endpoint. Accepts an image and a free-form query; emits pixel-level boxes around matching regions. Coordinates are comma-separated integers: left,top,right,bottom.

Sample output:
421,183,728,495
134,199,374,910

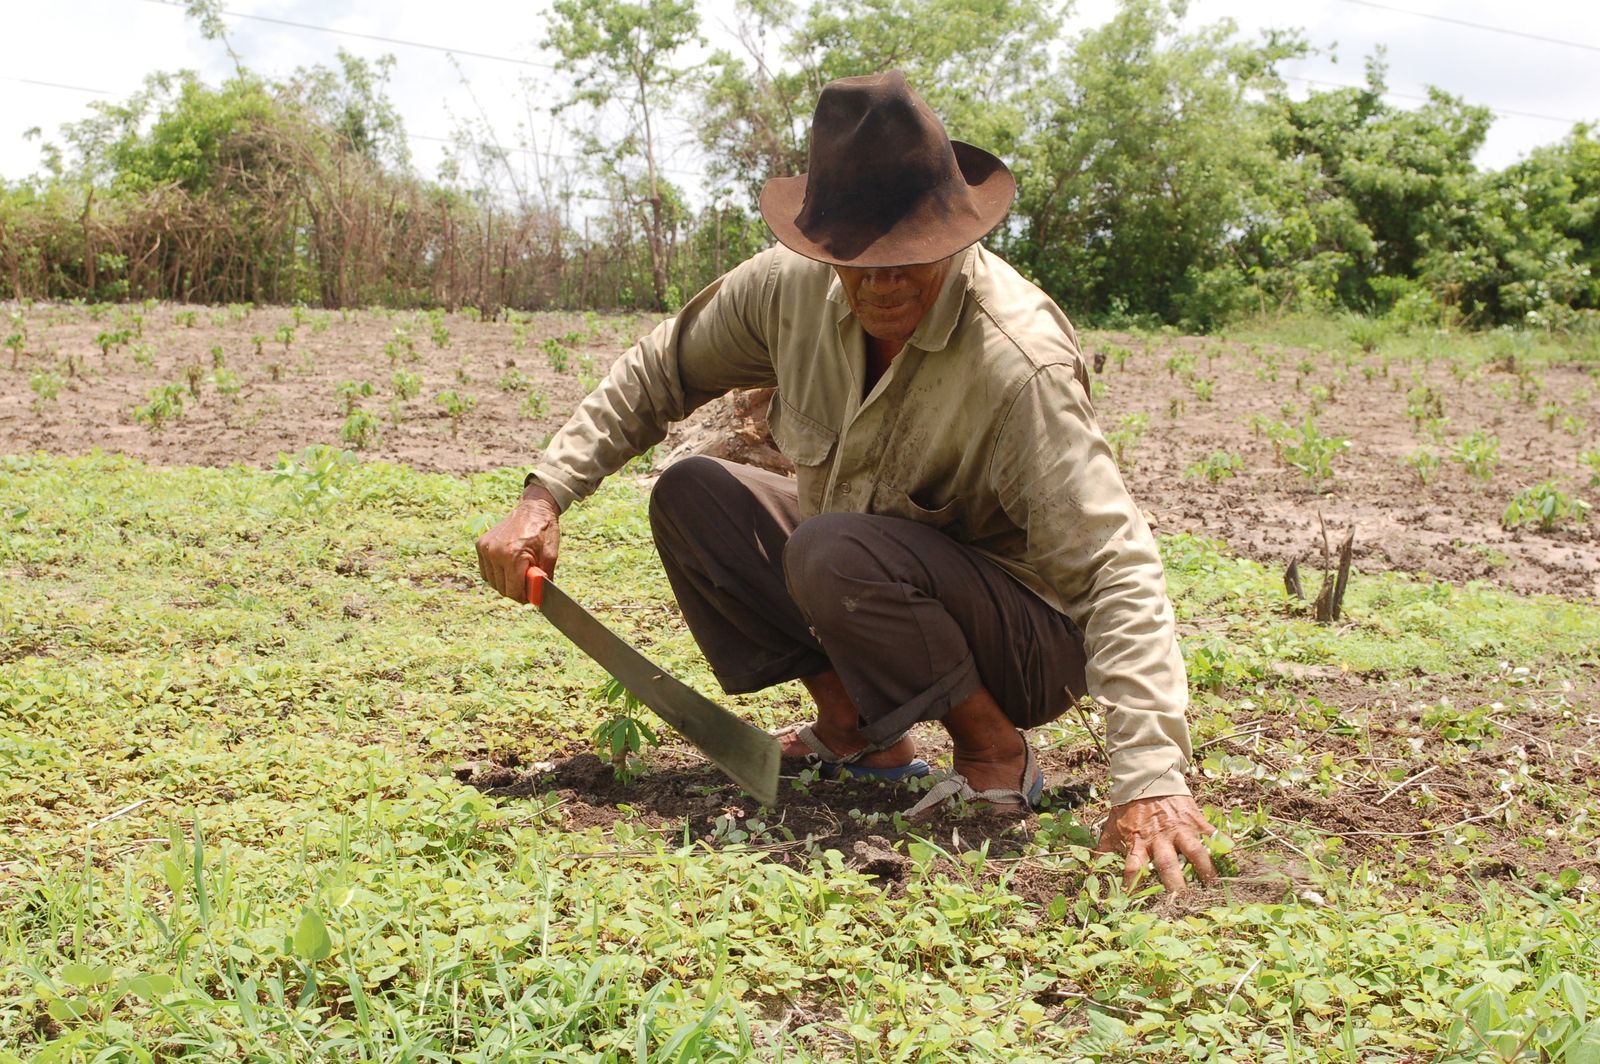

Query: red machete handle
525,565,547,608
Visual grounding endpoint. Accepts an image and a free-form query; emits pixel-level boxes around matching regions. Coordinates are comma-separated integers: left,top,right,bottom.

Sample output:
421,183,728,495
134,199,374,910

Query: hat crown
758,70,1015,267
796,72,972,254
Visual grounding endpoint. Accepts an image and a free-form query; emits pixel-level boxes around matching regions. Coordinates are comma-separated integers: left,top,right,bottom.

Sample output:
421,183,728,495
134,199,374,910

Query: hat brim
759,141,1015,268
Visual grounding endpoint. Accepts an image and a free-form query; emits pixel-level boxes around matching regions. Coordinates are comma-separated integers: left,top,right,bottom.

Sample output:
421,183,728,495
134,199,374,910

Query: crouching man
477,71,1218,892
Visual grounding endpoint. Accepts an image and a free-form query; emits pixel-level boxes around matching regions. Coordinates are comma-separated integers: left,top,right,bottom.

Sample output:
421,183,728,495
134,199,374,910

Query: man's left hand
1097,794,1219,894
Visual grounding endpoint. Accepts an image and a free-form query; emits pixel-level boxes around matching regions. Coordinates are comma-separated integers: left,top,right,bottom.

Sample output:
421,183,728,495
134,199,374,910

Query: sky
3,0,1597,207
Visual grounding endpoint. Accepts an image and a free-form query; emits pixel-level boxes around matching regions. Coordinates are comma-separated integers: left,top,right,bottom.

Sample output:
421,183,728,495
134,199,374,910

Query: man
477,71,1218,893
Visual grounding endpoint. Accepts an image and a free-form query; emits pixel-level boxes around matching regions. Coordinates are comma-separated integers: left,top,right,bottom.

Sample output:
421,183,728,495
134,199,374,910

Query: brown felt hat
759,70,1016,267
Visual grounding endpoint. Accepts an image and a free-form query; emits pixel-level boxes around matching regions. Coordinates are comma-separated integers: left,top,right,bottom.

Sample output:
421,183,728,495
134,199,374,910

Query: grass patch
2,453,1598,1060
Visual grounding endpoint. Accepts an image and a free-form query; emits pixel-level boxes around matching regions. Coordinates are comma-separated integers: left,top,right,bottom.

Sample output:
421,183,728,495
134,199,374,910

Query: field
2,301,1599,1060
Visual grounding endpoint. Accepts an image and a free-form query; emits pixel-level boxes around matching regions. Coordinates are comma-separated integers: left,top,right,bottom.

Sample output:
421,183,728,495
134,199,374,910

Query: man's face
833,256,956,348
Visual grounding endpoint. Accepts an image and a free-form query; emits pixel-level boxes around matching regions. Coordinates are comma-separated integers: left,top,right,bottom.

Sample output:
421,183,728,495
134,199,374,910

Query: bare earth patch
3,304,1595,601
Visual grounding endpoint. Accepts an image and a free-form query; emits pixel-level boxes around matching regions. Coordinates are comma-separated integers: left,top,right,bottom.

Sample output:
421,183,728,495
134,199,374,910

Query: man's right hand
475,481,562,603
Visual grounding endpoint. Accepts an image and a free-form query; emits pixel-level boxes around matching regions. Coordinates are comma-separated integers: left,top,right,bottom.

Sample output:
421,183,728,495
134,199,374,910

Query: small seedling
29,370,64,409
275,325,294,351
1451,432,1500,481
542,337,569,374
436,390,477,437
431,320,451,349
251,334,266,357
590,677,658,783
391,369,421,402
173,309,198,328
1280,416,1349,493
272,445,358,513
213,367,242,401
1502,481,1590,533
1406,385,1445,427
210,345,226,369
133,383,185,432
520,390,549,418
340,408,382,450
334,380,374,416
1106,413,1149,467
265,362,284,383
184,364,205,399
1580,449,1600,487
496,367,530,392
1403,449,1441,486
94,329,131,358
1184,451,1243,485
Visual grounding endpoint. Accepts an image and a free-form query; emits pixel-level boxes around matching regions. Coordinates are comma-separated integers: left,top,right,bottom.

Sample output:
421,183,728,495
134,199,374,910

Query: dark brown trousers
648,456,1089,745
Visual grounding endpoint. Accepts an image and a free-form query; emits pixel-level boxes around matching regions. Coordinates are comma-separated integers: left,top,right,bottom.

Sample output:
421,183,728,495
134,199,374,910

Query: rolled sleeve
531,249,781,509
989,359,1193,807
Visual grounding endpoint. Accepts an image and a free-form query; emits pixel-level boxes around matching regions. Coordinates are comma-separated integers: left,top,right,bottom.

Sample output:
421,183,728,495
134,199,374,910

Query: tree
545,0,703,310
697,0,1058,207
1006,0,1301,324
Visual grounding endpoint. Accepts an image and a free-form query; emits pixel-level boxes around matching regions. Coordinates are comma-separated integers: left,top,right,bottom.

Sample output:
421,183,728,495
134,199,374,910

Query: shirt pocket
879,487,965,535
767,393,838,468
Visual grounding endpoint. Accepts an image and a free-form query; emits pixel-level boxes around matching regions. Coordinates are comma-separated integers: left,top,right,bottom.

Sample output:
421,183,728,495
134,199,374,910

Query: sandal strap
776,723,911,766
903,740,1040,818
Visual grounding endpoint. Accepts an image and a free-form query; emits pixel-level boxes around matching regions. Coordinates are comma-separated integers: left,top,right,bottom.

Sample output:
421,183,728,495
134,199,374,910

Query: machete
525,566,780,806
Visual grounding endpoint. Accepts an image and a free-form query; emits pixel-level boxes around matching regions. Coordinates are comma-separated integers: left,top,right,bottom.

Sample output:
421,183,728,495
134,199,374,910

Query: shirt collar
824,244,976,350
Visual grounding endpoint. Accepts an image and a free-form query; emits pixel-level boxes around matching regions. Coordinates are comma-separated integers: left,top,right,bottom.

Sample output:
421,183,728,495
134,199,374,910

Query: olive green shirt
531,244,1193,805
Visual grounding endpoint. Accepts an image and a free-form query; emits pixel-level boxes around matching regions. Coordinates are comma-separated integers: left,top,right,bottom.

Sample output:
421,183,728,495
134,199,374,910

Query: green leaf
61,962,112,989
47,997,89,1022
125,974,174,1002
293,907,333,962
1561,973,1588,1024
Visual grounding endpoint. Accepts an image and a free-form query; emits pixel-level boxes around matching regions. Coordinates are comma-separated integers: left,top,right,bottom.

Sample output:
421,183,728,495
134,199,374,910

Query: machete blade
527,567,779,806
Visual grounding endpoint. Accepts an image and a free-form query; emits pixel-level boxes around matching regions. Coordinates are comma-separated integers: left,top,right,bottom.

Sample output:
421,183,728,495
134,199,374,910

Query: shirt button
839,483,851,495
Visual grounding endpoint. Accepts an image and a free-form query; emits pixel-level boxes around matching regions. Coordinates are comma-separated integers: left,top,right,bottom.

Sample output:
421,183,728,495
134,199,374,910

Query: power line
3,76,113,96
1335,0,1600,55
137,0,561,71
1282,74,1586,125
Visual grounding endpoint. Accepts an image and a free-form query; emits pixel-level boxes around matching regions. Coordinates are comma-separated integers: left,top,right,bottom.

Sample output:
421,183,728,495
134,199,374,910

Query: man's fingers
1149,838,1186,894
1175,828,1219,885
1121,841,1149,889
505,549,532,604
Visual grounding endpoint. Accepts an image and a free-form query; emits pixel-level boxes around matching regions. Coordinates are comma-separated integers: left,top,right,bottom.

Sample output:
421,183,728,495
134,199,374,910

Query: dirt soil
455,668,1600,899
3,304,1595,599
